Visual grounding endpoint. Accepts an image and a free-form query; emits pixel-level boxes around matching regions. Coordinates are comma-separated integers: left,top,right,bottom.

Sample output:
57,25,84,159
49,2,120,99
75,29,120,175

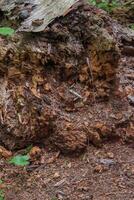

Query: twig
69,89,83,99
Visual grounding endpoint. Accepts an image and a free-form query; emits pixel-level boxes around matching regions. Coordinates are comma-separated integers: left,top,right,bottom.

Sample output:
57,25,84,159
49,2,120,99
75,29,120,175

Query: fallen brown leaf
0,146,12,158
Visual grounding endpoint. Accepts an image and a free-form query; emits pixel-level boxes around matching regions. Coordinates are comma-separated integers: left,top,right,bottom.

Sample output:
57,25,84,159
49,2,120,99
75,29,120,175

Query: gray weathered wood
20,0,79,32
0,0,79,32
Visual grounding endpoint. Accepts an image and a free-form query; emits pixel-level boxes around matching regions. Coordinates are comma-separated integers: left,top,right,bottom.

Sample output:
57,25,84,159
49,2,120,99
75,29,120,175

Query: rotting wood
0,1,133,152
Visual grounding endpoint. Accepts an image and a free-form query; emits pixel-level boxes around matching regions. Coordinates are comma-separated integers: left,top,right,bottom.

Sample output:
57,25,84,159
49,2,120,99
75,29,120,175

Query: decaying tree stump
0,1,133,152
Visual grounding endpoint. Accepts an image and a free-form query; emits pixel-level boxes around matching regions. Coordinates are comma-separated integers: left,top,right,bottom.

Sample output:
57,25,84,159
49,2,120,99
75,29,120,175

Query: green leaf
0,190,4,200
9,155,30,166
130,24,134,30
0,27,15,36
88,0,120,12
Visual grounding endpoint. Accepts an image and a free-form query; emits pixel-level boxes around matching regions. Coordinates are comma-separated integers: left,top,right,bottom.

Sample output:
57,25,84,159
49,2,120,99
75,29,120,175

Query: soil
0,1,133,200
0,143,134,200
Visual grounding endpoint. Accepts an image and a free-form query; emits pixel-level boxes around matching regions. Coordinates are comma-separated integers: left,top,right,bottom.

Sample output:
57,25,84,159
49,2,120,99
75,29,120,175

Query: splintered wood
0,0,79,32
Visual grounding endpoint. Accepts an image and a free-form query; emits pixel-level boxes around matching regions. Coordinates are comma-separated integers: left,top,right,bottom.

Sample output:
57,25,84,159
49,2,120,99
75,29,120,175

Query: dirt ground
1,142,134,200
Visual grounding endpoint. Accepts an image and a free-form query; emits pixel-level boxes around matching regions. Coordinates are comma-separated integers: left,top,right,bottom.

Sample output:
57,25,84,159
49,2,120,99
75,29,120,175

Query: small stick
69,89,83,99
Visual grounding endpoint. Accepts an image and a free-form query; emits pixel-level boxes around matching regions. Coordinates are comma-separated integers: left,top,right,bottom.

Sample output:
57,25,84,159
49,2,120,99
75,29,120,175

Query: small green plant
0,189,5,200
9,155,30,166
0,27,15,36
0,179,4,200
88,0,119,12
130,24,134,30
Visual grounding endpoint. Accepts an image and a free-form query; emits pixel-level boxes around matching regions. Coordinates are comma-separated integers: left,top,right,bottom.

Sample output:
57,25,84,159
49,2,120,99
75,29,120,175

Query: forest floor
1,142,134,200
0,1,134,200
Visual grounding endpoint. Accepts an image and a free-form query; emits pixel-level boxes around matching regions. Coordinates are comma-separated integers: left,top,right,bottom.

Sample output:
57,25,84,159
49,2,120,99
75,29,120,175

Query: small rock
98,158,116,166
